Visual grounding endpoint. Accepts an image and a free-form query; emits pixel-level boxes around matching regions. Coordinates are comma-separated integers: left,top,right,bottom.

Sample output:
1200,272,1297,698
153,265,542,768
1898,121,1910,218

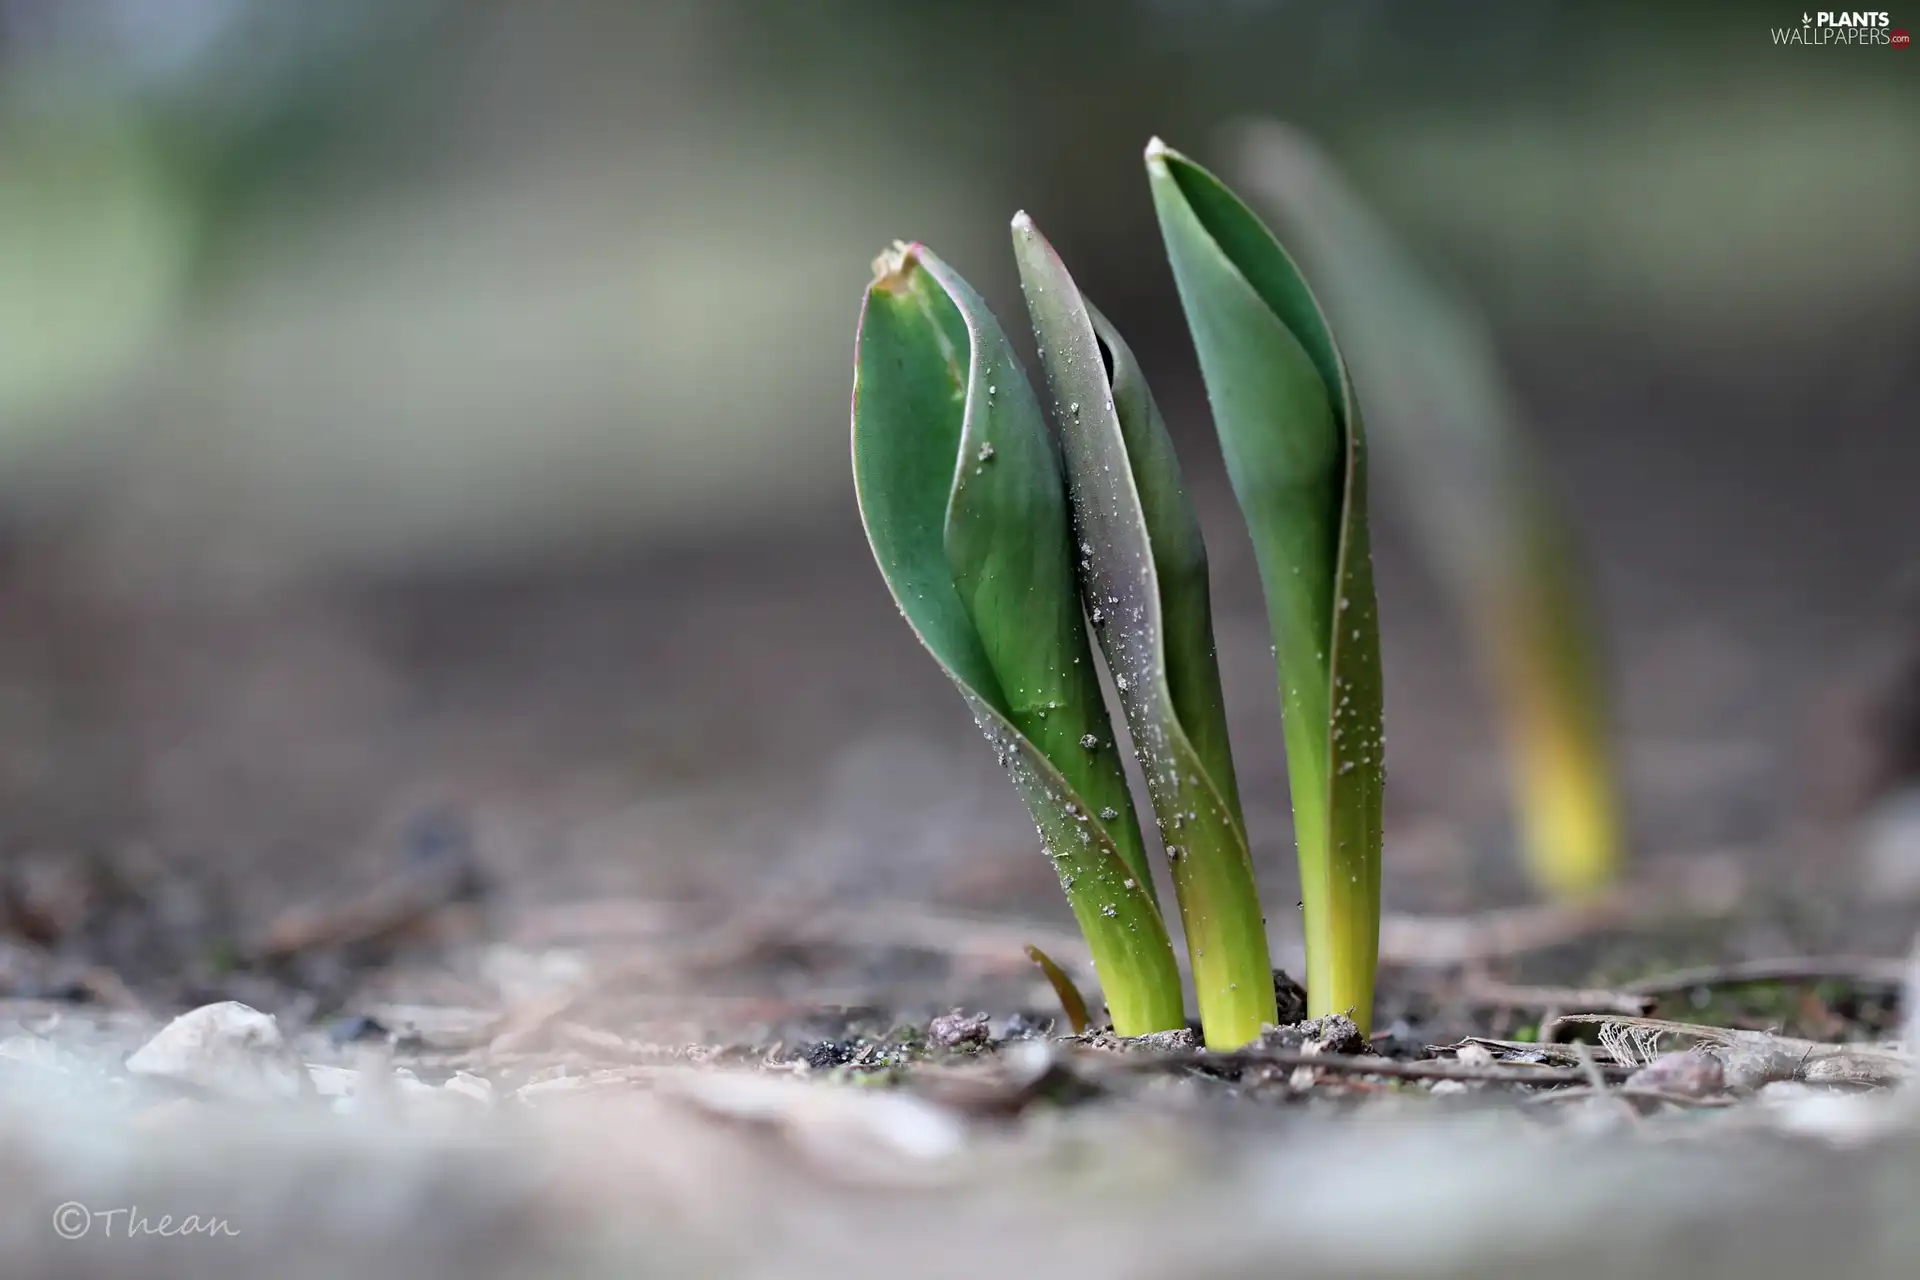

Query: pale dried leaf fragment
124,1001,309,1103
1622,1050,1725,1099
1552,1013,1908,1092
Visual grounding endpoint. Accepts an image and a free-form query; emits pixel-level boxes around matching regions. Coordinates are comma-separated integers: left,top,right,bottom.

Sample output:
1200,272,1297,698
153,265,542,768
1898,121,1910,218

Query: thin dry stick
1117,1048,1632,1086
1377,860,1742,967
1440,1036,1618,1068
503,864,1746,999
1457,975,1653,1015
1567,1041,1640,1124
1622,956,1910,997
1525,1086,1736,1110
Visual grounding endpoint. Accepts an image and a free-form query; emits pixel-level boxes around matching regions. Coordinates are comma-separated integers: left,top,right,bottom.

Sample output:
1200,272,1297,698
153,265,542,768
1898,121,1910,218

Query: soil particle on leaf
928,1010,992,1051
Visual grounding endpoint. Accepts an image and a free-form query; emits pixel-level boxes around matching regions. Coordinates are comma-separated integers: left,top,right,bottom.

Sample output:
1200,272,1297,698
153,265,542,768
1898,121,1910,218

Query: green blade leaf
1146,141,1384,1033
852,242,1184,1035
1012,213,1276,1049
1025,943,1092,1035
1230,122,1619,900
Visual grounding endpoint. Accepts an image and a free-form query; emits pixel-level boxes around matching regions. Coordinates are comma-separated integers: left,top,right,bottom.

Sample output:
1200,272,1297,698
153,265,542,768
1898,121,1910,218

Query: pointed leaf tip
868,240,920,292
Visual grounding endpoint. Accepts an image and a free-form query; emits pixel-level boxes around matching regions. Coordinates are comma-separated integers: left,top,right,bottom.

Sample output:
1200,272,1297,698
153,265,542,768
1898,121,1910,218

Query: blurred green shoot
852,242,1185,1036
1148,139,1385,1033
1013,214,1276,1048
0,114,192,428
1230,121,1620,900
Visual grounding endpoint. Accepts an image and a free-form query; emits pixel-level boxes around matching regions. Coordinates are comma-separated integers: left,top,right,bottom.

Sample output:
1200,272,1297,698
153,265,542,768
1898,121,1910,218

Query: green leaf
1230,122,1618,900
1011,214,1276,1049
1147,141,1384,1033
1025,943,1092,1036
852,242,1185,1036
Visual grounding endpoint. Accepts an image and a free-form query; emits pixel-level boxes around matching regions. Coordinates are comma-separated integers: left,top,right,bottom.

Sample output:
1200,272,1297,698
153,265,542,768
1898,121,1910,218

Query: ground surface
0,343,1917,1275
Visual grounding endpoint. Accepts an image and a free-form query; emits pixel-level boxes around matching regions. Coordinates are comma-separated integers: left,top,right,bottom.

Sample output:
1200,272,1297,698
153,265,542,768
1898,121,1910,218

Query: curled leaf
853,242,1184,1035
1147,141,1384,1032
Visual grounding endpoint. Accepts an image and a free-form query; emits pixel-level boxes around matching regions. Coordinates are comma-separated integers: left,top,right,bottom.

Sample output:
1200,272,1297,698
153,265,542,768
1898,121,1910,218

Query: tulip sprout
851,140,1385,1043
1229,122,1620,901
853,242,1186,1037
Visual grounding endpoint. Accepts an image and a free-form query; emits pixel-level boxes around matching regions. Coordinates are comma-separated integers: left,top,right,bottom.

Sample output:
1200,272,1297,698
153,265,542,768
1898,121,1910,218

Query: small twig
518,860,1742,991
1436,1036,1621,1069
1115,1047,1633,1086
1525,1085,1737,1110
1571,1042,1611,1094
77,966,149,1015
1457,975,1654,1016
1376,859,1742,967
251,851,481,962
1569,1043,1654,1123
1622,956,1910,998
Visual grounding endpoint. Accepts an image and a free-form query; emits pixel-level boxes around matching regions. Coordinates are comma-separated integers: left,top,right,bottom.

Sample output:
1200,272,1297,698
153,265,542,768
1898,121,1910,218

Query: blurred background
1,0,1917,1000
